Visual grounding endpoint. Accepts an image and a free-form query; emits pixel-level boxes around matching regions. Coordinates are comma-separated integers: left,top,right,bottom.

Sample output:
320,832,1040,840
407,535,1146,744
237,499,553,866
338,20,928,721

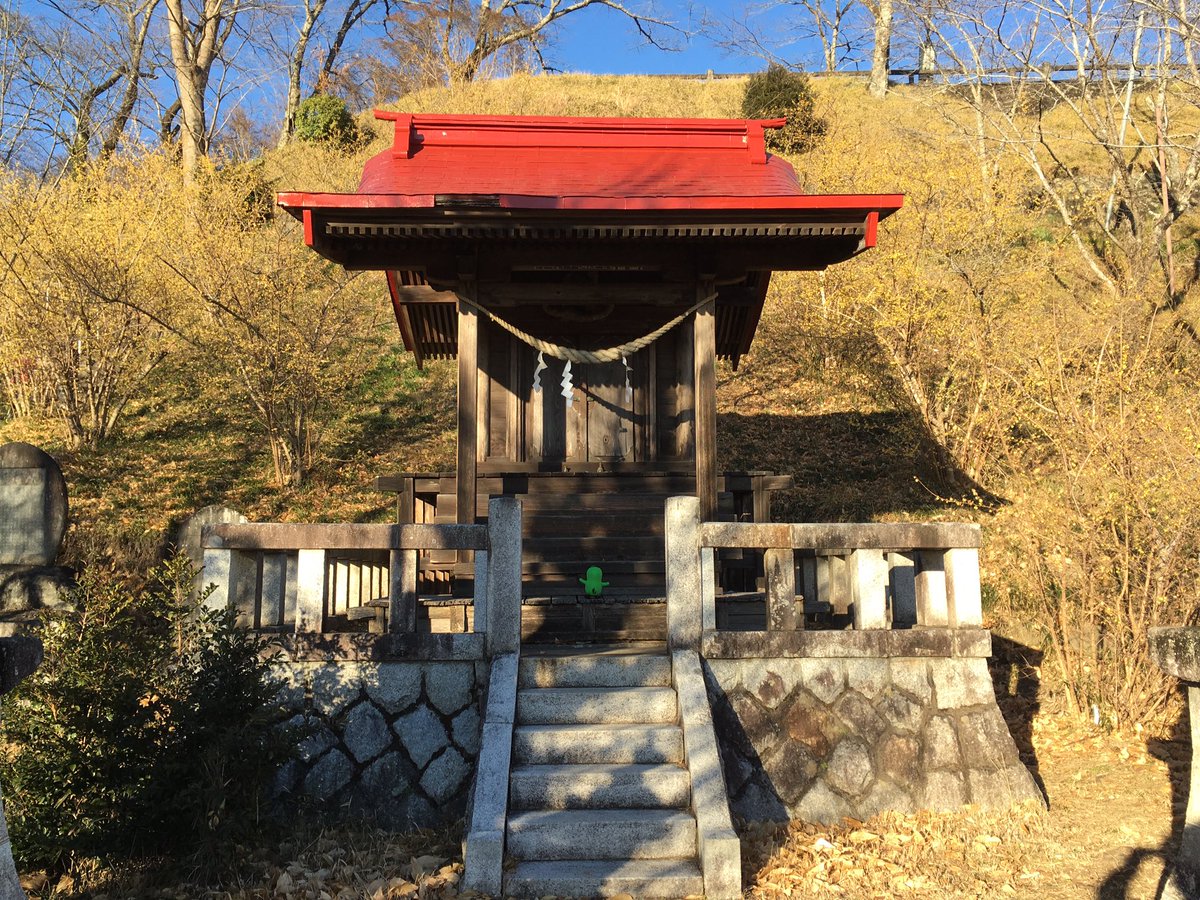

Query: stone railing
200,497,521,655
665,495,983,647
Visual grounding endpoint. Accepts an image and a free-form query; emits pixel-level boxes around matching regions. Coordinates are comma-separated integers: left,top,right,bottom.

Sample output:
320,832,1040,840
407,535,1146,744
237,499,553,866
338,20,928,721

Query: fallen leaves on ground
742,802,1047,899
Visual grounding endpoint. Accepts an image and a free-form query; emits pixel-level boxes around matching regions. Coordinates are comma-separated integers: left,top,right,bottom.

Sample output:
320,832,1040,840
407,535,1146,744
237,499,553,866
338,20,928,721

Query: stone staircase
503,647,706,898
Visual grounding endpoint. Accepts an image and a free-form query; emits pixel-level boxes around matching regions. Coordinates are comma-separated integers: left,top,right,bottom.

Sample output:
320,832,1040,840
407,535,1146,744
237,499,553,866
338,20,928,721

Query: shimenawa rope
457,292,718,364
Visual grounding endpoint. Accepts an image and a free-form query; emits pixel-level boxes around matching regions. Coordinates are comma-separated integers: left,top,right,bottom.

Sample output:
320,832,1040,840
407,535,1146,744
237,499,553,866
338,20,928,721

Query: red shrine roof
277,113,903,364
277,111,903,217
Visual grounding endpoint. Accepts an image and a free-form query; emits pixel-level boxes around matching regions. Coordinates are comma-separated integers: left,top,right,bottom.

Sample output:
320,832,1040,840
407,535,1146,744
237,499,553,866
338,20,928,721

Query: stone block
877,734,921,786
920,770,966,812
296,719,338,764
704,658,742,692
878,688,924,734
0,568,73,614
421,747,470,804
451,704,482,756
826,738,874,798
734,779,789,822
1150,627,1200,682
425,662,475,715
967,765,1041,809
463,829,504,896
366,663,422,714
396,705,450,768
272,759,304,798
0,832,23,900
855,778,914,820
719,747,756,796
931,658,995,710
845,659,889,700
890,659,931,703
834,691,887,743
304,748,352,800
701,827,743,900
741,659,792,710
796,781,851,825
311,663,365,718
763,744,817,804
783,691,839,757
357,752,413,804
273,665,307,710
922,716,961,770
800,659,845,704
728,691,781,757
343,701,392,763
957,709,1020,770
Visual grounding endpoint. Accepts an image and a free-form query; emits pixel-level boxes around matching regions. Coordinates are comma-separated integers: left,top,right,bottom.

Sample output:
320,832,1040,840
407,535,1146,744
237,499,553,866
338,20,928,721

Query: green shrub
742,65,828,155
293,94,359,147
2,554,291,873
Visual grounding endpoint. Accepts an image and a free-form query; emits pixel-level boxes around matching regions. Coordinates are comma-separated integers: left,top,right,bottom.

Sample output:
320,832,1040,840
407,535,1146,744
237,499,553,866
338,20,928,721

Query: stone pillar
666,496,703,650
484,498,521,657
0,636,44,899
849,548,888,629
176,505,247,600
1149,628,1200,900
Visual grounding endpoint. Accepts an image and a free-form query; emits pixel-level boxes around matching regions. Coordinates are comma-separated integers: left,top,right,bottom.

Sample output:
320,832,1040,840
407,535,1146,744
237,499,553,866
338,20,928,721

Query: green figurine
580,566,609,597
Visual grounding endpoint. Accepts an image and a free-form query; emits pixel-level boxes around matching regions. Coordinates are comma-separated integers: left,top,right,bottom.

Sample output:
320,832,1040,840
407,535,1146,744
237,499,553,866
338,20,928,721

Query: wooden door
584,359,633,462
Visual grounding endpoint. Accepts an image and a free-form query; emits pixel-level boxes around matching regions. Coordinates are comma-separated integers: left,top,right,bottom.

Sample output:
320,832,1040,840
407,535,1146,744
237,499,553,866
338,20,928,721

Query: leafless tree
164,0,241,175
275,0,385,146
705,0,867,73
927,0,1200,313
369,0,675,90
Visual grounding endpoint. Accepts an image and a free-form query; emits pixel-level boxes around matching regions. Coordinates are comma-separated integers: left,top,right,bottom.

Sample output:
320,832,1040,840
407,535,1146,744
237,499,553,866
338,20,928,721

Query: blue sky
548,1,787,75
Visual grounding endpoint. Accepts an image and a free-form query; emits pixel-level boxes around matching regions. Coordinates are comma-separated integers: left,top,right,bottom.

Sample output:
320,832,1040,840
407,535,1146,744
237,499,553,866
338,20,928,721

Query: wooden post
693,281,718,522
389,548,418,633
457,293,479,535
764,547,799,630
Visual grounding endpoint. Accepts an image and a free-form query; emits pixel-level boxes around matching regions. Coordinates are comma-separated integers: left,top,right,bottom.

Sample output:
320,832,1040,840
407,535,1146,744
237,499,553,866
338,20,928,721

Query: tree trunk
868,0,893,98
163,0,229,177
278,0,327,148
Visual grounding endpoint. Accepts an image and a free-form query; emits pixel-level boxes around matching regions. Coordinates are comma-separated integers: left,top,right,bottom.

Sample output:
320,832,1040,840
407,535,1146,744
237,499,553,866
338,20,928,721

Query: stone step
514,723,684,765
503,858,704,898
519,650,672,688
509,763,691,810
506,809,698,861
516,686,678,725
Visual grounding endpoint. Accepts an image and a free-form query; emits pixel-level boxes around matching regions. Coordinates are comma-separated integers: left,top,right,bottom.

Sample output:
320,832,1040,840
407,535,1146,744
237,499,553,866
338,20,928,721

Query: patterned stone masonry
704,655,1043,823
272,660,483,827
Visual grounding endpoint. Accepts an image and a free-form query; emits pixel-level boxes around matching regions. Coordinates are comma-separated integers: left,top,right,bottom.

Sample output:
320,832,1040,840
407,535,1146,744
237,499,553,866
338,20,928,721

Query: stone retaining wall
702,629,1042,823
272,660,484,827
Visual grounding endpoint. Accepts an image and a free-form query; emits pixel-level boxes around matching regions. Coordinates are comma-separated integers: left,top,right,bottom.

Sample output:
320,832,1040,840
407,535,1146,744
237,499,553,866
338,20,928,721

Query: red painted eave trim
278,192,905,217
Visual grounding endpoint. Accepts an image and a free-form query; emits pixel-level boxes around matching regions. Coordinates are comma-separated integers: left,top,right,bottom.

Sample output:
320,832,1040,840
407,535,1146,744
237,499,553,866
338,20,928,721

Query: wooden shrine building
278,113,902,638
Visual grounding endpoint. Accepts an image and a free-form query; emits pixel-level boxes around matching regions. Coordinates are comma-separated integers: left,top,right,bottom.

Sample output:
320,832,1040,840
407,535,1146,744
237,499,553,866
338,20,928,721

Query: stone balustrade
200,499,522,657
666,495,983,647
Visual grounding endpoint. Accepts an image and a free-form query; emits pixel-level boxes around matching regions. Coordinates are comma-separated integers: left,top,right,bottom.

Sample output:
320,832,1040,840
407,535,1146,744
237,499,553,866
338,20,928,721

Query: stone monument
1149,626,1200,900
0,443,72,616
